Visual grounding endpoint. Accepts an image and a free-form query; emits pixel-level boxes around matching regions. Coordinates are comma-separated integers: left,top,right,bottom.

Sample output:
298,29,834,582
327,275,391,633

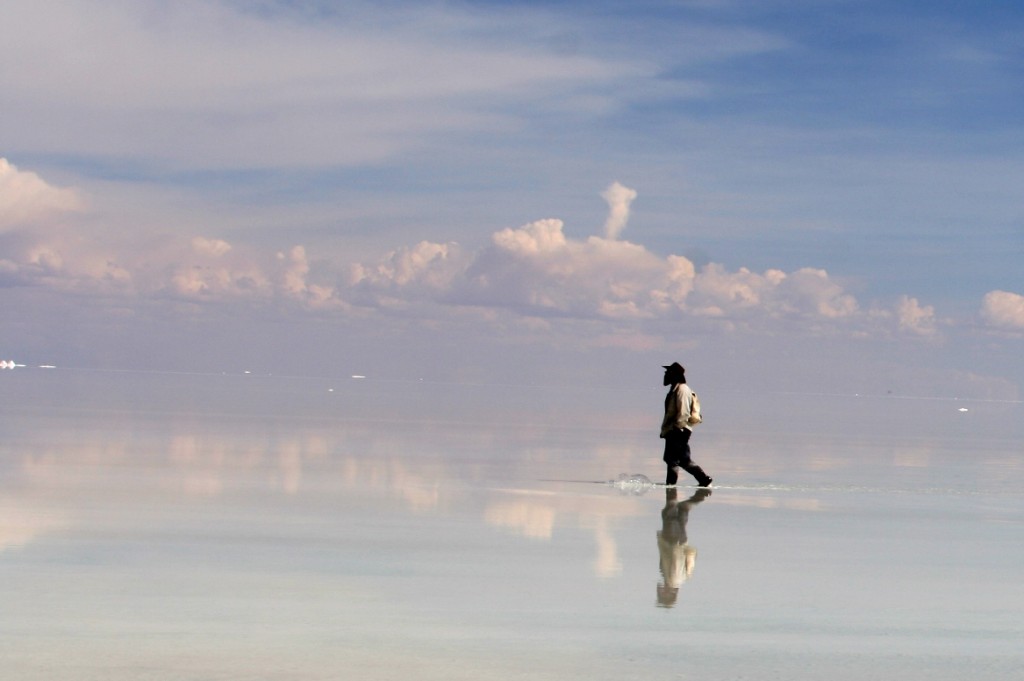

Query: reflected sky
2,371,1022,680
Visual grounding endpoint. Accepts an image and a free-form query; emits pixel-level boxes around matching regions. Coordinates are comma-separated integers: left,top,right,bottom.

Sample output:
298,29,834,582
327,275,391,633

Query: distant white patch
981,290,1024,329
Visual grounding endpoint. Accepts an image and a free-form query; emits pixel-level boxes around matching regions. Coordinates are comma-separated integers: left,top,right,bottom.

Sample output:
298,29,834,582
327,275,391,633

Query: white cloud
350,213,870,331
601,181,638,240
896,295,937,336
981,290,1024,329
0,197,338,309
689,264,781,315
0,161,946,343
779,268,859,320
458,219,666,318
161,241,345,309
191,236,232,258
277,245,339,309
492,219,568,256
166,252,266,300
350,241,467,304
0,158,83,230
685,265,859,324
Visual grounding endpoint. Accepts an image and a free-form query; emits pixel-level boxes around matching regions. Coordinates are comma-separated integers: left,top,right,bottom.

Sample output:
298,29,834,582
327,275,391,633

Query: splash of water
607,473,657,495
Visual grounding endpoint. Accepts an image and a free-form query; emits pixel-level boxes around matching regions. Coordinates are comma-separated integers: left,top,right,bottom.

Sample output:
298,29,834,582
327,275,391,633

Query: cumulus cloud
456,218,666,318
191,236,232,258
601,181,638,240
167,246,271,300
159,240,346,309
277,245,339,308
350,241,467,310
896,295,937,336
981,290,1024,329
0,162,942,341
350,214,868,331
2,219,341,311
689,264,781,315
0,158,83,230
493,218,568,255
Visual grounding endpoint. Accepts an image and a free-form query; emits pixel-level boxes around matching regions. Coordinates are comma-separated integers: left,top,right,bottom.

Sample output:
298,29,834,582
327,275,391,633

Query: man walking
660,362,713,487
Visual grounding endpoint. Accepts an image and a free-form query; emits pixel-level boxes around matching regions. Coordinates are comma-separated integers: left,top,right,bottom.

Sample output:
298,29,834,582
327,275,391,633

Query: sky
2,0,1023,399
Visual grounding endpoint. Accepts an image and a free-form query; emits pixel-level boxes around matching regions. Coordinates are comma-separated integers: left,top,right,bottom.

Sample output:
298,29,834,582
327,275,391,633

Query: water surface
2,370,1021,679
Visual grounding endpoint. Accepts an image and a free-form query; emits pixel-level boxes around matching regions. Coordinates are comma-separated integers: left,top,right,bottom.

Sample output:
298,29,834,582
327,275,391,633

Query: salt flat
1,371,1021,680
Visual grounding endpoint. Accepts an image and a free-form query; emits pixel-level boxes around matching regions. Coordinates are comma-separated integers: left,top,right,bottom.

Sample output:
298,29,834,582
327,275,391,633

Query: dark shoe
700,477,713,487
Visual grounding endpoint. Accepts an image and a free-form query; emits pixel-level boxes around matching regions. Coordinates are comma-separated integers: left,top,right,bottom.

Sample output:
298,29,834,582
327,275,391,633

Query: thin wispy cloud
0,0,646,170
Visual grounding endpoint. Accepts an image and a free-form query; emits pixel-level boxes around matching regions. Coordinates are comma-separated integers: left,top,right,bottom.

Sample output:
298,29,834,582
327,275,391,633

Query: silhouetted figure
657,486,712,607
660,362,712,487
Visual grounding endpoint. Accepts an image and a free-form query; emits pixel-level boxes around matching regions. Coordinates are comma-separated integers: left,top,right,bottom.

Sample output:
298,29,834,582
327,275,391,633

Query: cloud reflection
482,487,651,579
0,496,64,552
484,496,557,540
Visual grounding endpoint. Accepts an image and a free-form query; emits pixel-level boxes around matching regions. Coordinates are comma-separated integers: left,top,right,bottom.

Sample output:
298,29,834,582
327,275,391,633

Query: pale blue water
1,370,1021,680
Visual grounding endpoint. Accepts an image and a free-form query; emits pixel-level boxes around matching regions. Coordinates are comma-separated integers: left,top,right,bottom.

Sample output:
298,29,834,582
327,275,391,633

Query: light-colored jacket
660,383,693,437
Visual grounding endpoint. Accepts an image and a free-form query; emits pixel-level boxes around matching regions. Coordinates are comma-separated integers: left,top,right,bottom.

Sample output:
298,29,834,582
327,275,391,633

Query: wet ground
2,370,1021,680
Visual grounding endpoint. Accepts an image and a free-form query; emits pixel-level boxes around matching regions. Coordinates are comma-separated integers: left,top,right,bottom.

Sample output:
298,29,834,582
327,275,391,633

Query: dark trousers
663,429,710,486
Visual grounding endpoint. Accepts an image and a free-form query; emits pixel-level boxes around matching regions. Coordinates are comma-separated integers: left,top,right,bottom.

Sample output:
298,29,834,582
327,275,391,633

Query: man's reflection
656,487,711,608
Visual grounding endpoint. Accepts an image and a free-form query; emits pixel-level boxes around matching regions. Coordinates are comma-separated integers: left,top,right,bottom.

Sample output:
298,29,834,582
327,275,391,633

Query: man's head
662,362,686,386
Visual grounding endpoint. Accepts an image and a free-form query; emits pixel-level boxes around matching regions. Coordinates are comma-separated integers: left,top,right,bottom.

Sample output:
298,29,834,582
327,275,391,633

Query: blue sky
2,0,1023,397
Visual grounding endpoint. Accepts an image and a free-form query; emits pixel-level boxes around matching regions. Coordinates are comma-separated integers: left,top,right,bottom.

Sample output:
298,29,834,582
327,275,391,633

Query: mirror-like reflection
657,487,712,607
2,372,1023,680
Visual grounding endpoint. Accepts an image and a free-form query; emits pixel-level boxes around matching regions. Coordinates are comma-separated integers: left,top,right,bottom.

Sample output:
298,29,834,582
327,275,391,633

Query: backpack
687,391,702,425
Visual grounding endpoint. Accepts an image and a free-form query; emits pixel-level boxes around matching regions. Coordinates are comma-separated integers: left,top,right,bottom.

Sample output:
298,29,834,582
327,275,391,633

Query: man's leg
664,432,683,485
682,460,712,486
677,428,713,486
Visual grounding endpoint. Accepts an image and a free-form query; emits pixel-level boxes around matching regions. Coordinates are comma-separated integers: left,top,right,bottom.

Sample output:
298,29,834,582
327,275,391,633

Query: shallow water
2,370,1022,680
